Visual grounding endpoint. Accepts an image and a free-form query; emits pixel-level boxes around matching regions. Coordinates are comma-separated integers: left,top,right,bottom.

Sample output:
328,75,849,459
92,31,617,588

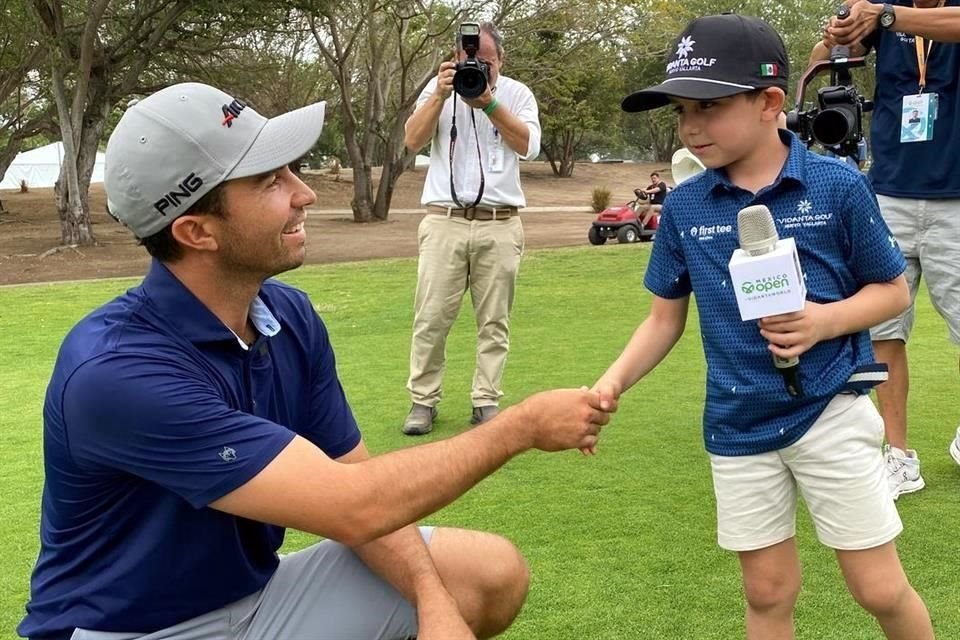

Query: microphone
735,205,804,398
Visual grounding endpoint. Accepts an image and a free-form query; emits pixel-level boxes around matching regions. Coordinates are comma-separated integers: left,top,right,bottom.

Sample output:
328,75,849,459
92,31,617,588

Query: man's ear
170,215,220,253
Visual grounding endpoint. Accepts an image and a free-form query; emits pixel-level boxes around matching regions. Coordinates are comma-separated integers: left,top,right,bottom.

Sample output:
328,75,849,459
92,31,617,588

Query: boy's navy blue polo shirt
645,131,906,456
19,261,362,640
864,0,960,198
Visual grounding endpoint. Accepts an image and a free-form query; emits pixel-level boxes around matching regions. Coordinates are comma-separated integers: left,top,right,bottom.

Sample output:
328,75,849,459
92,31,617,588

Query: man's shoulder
497,75,533,96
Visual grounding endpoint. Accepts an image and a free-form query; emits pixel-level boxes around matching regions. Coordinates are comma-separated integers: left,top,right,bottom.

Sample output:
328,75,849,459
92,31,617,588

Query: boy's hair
651,172,660,178
621,14,788,113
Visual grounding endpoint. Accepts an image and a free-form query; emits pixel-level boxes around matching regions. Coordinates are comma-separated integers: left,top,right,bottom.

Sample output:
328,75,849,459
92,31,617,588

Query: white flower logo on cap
676,36,696,59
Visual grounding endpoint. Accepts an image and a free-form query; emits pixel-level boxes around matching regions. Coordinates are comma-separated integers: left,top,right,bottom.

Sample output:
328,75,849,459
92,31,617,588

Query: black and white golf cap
622,13,789,113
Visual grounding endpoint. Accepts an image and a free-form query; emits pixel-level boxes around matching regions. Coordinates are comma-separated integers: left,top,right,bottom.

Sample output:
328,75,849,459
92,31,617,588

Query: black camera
786,7,872,159
453,23,489,99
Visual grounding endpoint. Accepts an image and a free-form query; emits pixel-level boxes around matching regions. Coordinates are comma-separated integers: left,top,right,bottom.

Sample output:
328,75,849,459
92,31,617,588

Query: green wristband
483,98,499,115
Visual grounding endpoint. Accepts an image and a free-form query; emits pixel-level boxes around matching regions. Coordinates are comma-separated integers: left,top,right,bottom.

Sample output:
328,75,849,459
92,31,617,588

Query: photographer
402,22,541,435
810,0,960,499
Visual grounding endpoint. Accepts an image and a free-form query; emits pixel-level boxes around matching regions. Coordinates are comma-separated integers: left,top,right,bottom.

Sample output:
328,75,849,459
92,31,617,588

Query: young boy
597,14,934,639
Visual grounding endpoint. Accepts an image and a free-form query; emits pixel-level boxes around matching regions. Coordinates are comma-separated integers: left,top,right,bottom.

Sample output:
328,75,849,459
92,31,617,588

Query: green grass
1,245,959,639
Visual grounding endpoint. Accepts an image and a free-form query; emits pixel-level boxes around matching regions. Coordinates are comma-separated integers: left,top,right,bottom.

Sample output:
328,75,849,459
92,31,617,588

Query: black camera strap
448,96,485,209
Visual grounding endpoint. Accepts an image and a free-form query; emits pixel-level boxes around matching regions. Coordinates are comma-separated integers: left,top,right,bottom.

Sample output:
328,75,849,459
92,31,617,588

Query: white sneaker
949,427,960,467
884,445,925,500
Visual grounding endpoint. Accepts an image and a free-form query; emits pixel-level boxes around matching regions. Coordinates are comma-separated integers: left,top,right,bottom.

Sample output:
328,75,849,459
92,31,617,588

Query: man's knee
429,528,529,602
428,528,530,637
481,534,530,599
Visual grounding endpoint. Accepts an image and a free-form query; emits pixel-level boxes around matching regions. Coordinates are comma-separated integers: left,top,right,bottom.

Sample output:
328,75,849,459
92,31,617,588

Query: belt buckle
464,207,476,221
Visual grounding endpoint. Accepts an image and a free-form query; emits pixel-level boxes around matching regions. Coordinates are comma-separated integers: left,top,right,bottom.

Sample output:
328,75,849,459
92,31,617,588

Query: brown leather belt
427,205,519,221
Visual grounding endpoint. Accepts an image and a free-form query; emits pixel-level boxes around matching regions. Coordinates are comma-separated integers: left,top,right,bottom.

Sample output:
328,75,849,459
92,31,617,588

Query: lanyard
914,0,947,92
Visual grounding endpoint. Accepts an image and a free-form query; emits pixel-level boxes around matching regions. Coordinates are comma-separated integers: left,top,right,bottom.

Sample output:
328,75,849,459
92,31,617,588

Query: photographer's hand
462,87,494,112
436,60,456,101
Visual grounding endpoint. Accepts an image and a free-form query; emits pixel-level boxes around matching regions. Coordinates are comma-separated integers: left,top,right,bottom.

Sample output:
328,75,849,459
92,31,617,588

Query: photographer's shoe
402,403,437,436
949,426,960,467
884,445,924,500
470,405,499,425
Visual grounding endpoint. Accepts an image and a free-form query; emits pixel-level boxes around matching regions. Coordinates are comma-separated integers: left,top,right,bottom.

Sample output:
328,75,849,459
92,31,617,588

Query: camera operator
401,22,541,435
810,0,960,499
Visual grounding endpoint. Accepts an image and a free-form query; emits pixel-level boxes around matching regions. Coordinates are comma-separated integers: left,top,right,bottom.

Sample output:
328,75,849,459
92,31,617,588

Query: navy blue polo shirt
645,131,905,456
864,0,960,197
19,261,362,640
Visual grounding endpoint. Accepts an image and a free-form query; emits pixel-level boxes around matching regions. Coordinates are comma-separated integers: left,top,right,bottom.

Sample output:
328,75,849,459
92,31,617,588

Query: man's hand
829,0,882,46
758,301,829,360
416,591,476,640
463,85,495,112
509,388,615,453
435,61,457,101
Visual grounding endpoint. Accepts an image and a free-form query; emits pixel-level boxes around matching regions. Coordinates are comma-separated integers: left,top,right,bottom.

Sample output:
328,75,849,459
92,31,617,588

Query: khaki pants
407,214,524,408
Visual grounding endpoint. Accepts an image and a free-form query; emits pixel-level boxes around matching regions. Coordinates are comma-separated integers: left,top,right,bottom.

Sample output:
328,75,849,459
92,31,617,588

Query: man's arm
485,100,536,158
466,85,540,159
211,388,611,547
829,1,960,44
338,441,472,637
405,62,455,152
594,295,689,398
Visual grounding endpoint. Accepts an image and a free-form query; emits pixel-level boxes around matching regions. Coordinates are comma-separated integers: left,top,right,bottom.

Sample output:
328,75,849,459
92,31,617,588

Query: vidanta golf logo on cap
666,35,717,75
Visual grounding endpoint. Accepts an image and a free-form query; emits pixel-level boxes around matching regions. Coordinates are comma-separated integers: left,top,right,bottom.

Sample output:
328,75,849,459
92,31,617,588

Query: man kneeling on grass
18,82,614,640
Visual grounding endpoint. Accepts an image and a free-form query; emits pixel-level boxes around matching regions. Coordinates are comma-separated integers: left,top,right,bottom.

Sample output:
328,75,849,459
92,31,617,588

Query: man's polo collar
702,129,808,194
141,260,281,345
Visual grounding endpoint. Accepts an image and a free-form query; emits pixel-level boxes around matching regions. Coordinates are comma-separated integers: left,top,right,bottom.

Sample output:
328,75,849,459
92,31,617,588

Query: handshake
494,381,622,456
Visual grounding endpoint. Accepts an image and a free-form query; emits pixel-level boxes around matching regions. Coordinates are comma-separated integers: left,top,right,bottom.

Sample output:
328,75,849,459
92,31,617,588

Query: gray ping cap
105,82,325,238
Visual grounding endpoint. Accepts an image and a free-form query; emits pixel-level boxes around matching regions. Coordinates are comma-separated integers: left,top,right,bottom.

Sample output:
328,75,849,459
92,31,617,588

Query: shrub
591,186,611,212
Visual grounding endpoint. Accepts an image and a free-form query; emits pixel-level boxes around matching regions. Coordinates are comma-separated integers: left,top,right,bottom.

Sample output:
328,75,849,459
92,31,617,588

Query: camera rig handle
790,55,867,114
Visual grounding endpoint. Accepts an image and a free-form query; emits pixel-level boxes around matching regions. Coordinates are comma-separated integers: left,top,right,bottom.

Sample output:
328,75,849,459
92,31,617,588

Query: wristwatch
879,3,897,30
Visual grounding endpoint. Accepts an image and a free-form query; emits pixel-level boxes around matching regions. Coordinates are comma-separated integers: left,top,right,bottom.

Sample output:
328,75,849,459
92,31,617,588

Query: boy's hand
757,301,830,360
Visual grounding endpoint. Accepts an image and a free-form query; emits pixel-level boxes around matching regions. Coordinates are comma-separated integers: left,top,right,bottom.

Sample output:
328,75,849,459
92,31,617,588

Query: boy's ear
760,87,787,121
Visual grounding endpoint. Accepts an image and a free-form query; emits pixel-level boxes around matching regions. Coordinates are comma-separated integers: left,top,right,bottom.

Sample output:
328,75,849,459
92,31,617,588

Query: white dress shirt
417,74,541,208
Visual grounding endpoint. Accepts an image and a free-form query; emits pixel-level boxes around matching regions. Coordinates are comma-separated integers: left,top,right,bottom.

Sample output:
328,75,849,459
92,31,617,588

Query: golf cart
588,191,659,245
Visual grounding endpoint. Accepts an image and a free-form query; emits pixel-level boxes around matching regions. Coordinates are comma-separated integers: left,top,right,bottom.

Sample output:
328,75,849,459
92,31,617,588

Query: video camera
786,6,872,159
453,23,489,99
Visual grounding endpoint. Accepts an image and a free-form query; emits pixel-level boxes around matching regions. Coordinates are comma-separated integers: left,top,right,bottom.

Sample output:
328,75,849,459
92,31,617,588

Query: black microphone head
737,204,779,256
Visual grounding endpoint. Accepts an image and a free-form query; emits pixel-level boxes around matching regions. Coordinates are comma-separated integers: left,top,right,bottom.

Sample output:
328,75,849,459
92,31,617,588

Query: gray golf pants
70,528,433,640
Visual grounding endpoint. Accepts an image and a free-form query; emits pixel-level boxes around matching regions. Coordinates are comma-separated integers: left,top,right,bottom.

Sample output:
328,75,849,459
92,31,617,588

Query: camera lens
454,67,487,99
812,108,856,147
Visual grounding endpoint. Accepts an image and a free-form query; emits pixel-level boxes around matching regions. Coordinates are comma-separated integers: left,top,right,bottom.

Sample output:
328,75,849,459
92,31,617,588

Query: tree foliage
2,0,880,239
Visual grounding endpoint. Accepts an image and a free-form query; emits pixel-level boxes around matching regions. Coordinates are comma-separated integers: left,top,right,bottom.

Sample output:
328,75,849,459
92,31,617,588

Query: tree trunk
372,125,412,221
50,64,96,246
543,143,561,176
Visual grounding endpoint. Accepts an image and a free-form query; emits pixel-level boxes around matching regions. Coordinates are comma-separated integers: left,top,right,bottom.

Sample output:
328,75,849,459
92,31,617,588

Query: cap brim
622,79,755,113
228,101,326,178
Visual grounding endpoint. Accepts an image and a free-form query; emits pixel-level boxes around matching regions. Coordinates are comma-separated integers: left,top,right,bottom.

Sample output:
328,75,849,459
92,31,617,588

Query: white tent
0,142,106,190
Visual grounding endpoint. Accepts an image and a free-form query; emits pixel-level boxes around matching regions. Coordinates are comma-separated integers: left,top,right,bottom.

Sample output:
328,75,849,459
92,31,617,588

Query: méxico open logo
742,275,790,295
